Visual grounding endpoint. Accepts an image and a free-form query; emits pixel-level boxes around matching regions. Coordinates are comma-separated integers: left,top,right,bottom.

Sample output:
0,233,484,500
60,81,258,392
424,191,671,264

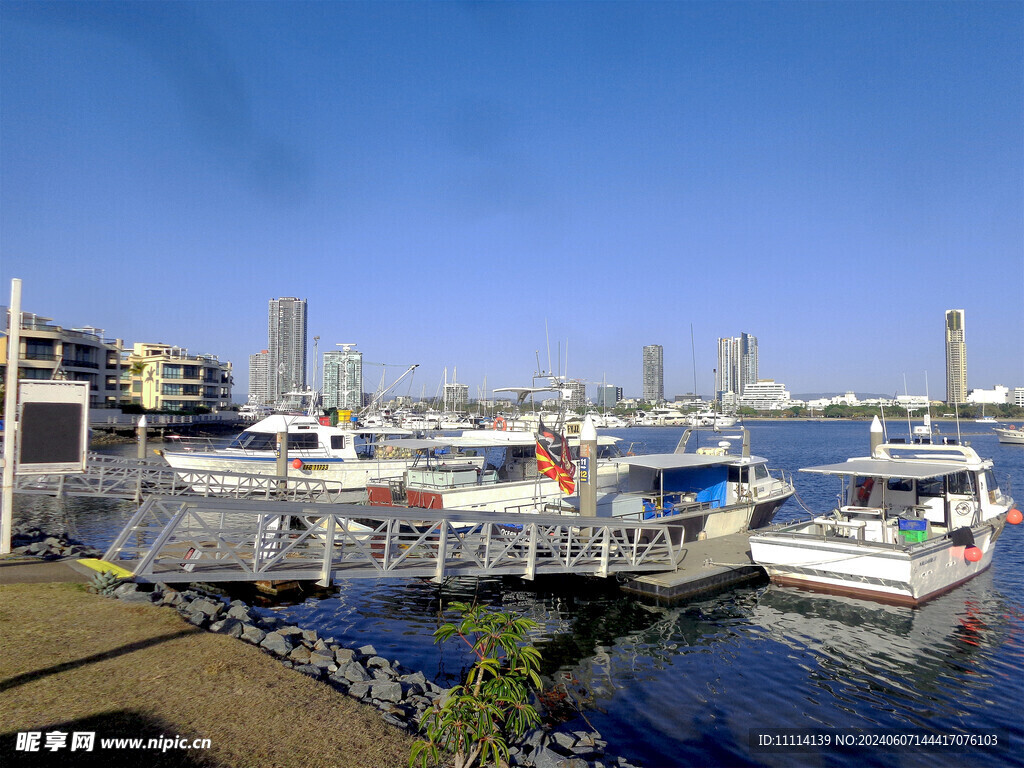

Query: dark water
16,422,1024,768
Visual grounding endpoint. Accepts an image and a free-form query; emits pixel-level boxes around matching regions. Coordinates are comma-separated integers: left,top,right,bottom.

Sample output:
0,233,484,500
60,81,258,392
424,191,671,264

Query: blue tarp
661,466,728,508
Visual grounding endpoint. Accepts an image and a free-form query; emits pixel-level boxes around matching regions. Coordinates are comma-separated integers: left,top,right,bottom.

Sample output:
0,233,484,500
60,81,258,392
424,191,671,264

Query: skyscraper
267,297,307,406
717,332,758,399
248,349,270,405
945,309,967,404
642,345,664,403
323,343,362,411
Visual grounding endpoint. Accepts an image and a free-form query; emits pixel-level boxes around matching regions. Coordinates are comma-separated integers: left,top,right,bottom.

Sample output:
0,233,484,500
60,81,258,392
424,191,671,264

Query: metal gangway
101,496,687,584
15,453,354,504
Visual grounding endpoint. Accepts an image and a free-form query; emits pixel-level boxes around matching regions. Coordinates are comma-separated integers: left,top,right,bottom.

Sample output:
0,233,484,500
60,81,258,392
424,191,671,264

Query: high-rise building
248,350,270,405
267,297,307,406
945,309,967,404
443,382,469,412
323,343,363,411
642,345,664,403
716,332,758,399
597,384,622,410
564,379,586,411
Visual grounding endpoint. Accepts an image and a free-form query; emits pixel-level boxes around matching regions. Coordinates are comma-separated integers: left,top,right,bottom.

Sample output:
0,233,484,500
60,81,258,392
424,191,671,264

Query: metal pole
579,414,597,517
275,431,288,492
1,278,22,555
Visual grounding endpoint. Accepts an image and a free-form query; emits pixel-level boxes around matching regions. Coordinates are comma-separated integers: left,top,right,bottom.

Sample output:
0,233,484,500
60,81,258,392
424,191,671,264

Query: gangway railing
14,454,352,504
102,497,688,584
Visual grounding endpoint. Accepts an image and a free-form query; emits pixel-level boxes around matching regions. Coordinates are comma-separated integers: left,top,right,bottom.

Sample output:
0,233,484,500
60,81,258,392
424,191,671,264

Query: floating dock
619,530,764,600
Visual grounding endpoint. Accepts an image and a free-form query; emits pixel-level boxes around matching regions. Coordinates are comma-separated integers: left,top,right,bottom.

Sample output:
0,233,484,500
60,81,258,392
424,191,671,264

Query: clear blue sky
2,1,1021,401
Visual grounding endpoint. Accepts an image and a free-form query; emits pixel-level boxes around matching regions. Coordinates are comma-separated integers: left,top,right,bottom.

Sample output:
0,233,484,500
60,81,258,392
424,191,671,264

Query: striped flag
536,417,576,495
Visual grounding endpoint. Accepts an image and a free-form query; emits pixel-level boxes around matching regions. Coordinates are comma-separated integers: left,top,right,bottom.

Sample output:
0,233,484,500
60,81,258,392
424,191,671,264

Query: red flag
536,417,576,494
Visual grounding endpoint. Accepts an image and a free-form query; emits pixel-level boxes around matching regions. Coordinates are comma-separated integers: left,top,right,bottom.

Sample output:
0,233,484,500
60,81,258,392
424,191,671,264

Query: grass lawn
0,582,417,768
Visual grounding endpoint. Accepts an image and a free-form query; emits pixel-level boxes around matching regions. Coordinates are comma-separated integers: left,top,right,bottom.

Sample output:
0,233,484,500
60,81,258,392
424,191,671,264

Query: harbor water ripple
14,421,1024,768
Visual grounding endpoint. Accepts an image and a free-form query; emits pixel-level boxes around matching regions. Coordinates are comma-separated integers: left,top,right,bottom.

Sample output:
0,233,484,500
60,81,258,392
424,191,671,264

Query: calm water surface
16,421,1024,768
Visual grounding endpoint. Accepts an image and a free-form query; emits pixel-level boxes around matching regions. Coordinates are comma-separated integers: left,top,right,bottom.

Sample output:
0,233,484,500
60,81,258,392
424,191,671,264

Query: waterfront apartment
642,344,664,403
0,311,124,408
125,342,232,412
945,309,967,404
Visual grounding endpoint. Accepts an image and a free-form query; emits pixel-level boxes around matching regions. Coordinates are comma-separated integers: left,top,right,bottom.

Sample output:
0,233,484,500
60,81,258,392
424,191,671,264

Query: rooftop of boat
611,452,771,470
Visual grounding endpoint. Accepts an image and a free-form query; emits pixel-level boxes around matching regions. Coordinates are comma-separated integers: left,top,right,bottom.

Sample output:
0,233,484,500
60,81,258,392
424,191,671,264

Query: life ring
493,416,507,431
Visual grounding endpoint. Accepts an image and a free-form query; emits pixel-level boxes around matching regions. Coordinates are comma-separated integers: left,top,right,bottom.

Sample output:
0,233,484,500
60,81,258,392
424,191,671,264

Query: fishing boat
749,417,1021,606
158,413,483,492
994,425,1024,445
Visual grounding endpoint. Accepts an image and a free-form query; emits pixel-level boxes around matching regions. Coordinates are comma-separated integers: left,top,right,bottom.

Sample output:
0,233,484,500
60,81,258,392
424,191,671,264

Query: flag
536,417,576,495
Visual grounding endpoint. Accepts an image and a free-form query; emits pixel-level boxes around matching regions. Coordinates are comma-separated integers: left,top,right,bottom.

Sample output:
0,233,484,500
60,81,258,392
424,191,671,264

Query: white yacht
994,425,1024,445
159,413,477,492
749,417,1020,606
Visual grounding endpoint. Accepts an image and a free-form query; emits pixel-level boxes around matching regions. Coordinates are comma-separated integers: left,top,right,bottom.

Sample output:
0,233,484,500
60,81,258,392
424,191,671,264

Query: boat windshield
228,432,277,451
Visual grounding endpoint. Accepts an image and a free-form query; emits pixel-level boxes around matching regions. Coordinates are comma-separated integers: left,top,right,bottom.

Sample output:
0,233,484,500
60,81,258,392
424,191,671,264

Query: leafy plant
88,570,125,596
410,601,542,768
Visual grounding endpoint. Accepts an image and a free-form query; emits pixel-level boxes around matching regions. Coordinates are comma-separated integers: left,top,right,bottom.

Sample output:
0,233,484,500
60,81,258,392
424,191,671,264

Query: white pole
2,278,23,554
580,415,597,517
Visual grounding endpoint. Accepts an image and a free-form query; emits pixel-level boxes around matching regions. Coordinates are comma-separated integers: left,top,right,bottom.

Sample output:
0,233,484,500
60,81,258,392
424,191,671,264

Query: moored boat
994,425,1024,445
749,417,1021,606
158,413,483,492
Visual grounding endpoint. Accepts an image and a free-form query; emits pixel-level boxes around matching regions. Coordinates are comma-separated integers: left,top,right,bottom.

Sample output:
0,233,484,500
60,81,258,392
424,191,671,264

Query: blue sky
2,1,1021,401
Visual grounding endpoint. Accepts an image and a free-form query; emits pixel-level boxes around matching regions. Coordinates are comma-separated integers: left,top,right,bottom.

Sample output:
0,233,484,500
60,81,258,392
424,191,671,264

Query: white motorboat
994,425,1024,445
749,417,1021,606
158,413,483,492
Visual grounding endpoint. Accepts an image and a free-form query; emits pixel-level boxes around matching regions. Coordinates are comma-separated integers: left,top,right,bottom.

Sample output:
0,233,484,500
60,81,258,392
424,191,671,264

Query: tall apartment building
248,350,270,405
443,382,470,412
716,332,758,399
267,297,307,406
1,311,124,408
323,344,362,411
642,345,664,403
945,309,967,404
564,379,586,411
126,342,232,411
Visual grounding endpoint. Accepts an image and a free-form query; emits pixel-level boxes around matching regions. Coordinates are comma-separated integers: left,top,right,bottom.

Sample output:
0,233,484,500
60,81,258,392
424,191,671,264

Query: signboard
578,456,590,484
16,380,89,475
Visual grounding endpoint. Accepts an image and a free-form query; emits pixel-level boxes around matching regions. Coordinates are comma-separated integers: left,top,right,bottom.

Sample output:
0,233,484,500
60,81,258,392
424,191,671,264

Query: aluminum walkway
100,497,687,584
15,453,355,504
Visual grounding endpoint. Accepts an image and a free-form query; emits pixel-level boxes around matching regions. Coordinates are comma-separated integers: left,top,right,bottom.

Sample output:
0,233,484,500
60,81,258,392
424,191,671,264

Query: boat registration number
303,464,329,471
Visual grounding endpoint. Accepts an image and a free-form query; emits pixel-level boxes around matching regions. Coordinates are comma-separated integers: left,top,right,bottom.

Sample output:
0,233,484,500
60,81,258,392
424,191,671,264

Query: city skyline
2,3,1021,398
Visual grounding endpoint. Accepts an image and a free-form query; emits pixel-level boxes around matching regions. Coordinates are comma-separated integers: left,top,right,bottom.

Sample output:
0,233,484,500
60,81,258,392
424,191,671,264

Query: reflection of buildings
1,311,124,408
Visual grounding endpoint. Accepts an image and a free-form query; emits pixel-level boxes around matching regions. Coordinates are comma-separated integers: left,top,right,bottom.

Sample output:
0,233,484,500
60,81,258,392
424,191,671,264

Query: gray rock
370,681,403,703
278,625,304,637
335,647,356,664
381,713,407,729
260,631,294,656
308,650,334,669
366,655,390,668
551,731,578,751
295,664,323,679
344,663,373,683
301,628,318,643
357,644,377,657
186,611,208,627
348,682,370,700
113,582,139,598
188,598,223,620
210,618,245,638
226,604,252,621
240,624,267,645
372,668,394,681
400,670,427,687
288,646,312,664
532,744,573,768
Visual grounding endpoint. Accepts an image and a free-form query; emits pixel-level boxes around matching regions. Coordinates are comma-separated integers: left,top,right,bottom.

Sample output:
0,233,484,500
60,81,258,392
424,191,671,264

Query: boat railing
614,491,720,523
756,511,932,550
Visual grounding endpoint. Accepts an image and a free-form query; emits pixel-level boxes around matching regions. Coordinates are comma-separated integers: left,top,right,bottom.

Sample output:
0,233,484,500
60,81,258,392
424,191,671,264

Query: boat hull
750,519,1005,606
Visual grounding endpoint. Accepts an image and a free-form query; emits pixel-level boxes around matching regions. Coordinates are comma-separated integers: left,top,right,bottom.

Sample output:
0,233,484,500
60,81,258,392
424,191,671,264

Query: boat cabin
800,443,1008,545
